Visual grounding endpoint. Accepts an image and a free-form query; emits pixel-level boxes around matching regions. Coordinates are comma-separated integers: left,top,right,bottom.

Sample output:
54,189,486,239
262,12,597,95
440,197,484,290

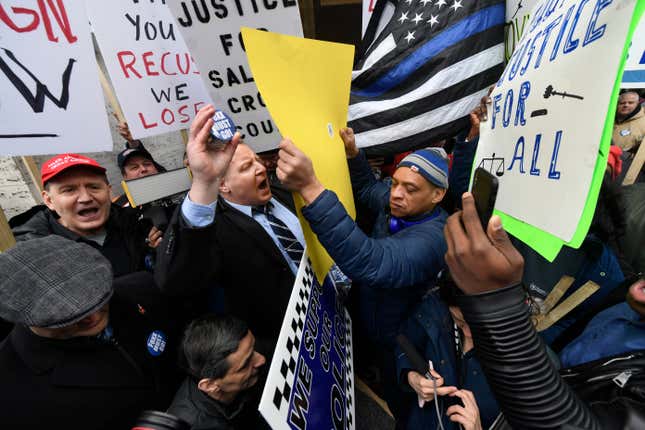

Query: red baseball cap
41,154,107,186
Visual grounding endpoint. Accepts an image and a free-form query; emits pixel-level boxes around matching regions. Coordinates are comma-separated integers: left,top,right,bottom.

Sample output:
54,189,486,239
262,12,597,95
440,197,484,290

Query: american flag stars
392,0,469,46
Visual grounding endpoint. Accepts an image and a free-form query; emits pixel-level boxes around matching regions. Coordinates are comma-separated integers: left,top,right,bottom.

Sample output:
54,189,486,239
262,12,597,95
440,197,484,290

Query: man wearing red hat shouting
12,154,153,277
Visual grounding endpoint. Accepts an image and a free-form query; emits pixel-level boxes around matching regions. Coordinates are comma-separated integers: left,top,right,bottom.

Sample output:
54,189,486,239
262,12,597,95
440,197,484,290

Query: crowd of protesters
0,88,643,430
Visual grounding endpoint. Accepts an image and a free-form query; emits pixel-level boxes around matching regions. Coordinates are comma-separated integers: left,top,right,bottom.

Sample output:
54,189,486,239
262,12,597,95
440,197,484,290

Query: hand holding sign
187,105,240,205
339,128,359,160
276,139,325,205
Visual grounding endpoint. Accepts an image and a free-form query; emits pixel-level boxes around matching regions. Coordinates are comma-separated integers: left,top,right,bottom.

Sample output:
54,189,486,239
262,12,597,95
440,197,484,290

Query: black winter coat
0,272,182,429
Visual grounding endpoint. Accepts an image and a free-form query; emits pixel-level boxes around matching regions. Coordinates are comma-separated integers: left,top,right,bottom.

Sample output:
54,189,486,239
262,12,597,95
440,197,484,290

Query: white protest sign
87,0,212,139
505,0,539,60
622,14,644,88
166,0,302,153
474,0,637,242
0,0,111,156
260,255,355,430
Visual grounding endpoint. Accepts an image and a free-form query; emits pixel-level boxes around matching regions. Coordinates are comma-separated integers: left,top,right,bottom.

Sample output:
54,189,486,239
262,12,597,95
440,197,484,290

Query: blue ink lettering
508,136,526,173
550,6,576,61
583,0,612,47
549,130,563,179
520,30,542,76
534,15,562,68
503,89,514,127
563,0,590,54
530,134,542,176
515,81,530,126
492,93,502,129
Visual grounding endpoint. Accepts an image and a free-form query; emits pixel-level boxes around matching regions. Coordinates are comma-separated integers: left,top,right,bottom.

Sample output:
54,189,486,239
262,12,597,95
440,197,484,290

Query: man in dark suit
155,105,305,357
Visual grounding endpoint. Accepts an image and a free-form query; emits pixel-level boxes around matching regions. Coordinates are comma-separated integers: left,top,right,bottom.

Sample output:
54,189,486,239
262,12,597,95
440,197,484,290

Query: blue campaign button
146,330,167,356
210,110,237,142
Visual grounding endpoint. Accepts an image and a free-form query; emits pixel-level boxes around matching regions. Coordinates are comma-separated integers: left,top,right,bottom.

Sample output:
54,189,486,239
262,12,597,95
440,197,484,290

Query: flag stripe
360,116,471,156
352,34,397,80
352,3,505,97
350,64,502,132
350,43,503,121
353,87,490,148
351,24,503,101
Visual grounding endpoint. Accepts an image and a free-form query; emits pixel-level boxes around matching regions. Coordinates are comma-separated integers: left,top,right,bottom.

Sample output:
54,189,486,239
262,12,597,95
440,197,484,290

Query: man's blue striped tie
253,203,304,268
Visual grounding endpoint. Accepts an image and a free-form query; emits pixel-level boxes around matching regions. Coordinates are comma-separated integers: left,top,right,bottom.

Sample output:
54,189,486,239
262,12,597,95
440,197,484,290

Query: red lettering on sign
0,0,77,43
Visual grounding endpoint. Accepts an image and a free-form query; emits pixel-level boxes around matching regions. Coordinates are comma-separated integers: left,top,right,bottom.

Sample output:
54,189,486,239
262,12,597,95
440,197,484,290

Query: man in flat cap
0,236,180,429
276,129,450,426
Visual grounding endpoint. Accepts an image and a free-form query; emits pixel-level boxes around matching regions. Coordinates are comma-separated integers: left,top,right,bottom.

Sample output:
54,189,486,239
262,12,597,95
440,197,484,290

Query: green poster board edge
492,1,645,262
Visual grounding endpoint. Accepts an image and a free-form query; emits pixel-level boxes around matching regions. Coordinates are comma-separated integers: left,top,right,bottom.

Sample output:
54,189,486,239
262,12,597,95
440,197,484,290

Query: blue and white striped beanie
397,147,449,189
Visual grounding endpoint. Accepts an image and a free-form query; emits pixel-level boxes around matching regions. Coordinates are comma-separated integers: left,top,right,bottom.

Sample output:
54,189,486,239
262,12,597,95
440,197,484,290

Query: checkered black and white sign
260,251,355,430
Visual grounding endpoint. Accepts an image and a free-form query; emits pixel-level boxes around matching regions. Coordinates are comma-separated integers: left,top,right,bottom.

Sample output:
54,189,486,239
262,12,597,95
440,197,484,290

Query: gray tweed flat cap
0,235,113,328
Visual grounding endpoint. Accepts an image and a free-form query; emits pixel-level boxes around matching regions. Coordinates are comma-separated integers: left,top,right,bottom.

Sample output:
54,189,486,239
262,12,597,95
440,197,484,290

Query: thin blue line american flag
350,0,506,156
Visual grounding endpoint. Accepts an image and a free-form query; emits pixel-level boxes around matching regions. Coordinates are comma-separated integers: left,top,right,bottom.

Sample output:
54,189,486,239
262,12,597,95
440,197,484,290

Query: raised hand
444,192,524,295
339,127,359,159
186,104,240,205
276,138,324,204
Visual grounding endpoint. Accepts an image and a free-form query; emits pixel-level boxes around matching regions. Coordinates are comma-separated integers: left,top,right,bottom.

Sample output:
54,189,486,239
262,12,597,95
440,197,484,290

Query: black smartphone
471,167,499,231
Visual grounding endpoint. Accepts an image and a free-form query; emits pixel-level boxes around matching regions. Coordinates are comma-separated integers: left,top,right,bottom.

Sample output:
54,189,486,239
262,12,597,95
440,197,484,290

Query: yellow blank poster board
242,28,355,282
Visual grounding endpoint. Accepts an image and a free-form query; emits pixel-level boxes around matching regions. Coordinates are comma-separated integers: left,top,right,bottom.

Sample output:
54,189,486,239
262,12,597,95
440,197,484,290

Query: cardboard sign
260,254,355,430
166,0,303,153
87,0,212,139
0,0,111,155
242,28,356,282
622,13,645,88
474,0,639,245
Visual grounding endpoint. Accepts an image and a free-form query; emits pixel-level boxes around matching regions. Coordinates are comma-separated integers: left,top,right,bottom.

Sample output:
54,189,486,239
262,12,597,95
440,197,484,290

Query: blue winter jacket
396,291,499,430
301,151,448,346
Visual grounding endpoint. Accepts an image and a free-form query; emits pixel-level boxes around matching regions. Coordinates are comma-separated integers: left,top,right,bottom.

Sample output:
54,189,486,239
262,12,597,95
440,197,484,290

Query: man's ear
42,189,56,211
431,187,447,204
219,178,229,195
197,378,220,395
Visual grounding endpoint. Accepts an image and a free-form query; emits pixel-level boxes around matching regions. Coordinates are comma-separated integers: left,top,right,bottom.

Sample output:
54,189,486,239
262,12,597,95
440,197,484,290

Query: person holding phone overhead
275,129,450,427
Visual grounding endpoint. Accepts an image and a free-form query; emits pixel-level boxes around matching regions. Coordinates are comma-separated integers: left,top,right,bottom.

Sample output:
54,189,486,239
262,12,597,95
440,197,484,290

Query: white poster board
87,0,212,139
166,0,303,153
622,14,645,88
0,0,111,156
260,255,355,430
474,0,637,242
